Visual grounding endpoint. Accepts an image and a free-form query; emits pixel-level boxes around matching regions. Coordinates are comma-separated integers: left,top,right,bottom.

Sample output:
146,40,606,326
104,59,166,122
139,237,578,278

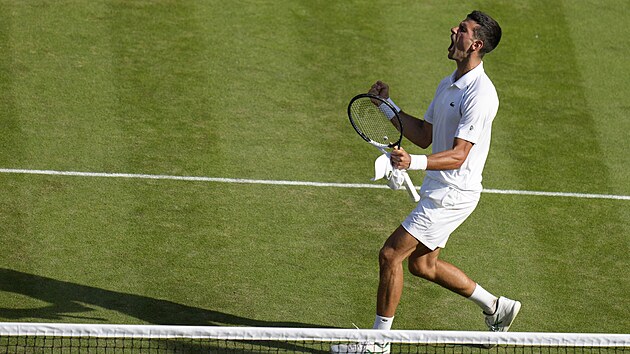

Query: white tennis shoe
484,296,521,332
330,342,390,353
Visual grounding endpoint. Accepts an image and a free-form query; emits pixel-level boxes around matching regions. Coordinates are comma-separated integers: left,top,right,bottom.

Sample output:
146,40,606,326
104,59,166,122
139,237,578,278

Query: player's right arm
369,81,432,149
398,111,432,149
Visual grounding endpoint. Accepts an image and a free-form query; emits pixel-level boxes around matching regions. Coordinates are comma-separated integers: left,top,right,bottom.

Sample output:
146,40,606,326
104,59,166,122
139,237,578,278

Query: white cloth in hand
372,153,405,190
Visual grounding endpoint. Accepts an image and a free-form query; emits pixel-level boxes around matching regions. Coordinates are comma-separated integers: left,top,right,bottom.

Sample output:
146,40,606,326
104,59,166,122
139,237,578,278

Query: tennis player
332,10,519,354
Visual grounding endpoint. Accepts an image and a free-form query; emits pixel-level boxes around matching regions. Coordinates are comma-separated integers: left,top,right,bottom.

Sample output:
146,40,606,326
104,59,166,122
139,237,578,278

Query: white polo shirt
423,62,499,192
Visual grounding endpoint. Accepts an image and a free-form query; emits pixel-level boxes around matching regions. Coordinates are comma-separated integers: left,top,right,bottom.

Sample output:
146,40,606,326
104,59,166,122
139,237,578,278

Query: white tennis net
1,322,629,353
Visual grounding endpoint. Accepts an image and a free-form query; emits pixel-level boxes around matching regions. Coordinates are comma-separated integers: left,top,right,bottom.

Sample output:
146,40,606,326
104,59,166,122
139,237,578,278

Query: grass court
0,0,628,334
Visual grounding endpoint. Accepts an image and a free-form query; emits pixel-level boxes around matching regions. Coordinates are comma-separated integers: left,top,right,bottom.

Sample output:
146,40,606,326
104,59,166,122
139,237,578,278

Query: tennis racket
347,93,420,202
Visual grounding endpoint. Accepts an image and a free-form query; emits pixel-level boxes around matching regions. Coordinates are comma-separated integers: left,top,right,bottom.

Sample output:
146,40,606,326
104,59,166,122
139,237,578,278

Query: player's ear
471,39,484,53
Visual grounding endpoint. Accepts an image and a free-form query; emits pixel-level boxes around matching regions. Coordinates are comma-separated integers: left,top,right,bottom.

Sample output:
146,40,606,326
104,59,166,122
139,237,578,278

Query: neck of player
454,56,482,81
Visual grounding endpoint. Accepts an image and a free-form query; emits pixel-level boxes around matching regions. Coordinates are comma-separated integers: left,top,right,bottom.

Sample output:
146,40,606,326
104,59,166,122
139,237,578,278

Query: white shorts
401,177,480,251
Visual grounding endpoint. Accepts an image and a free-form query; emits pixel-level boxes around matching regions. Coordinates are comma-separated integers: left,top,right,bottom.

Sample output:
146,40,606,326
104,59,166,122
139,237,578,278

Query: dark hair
467,10,502,56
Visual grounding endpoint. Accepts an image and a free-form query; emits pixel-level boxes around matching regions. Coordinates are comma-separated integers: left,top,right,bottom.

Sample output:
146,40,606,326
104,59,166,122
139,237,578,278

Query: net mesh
1,323,628,353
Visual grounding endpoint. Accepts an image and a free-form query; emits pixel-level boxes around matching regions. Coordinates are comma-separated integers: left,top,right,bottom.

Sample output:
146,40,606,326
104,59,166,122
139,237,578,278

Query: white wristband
408,154,428,170
386,97,401,112
378,97,401,120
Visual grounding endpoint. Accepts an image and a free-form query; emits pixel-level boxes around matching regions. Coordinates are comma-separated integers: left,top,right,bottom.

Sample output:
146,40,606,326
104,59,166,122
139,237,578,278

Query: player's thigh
380,225,421,264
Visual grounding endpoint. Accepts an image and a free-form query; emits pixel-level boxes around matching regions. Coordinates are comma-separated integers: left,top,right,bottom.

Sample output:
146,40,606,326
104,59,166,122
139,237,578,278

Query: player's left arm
391,138,473,171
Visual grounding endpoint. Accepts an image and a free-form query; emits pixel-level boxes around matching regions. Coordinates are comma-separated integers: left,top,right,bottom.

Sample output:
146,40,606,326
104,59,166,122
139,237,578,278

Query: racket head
347,93,403,149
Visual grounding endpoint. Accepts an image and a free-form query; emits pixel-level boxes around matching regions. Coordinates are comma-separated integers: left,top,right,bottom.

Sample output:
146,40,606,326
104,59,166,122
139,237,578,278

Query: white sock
468,284,498,314
373,314,394,330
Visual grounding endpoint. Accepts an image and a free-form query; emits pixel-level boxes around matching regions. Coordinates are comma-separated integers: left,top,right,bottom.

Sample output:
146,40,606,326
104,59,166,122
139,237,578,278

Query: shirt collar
449,61,484,89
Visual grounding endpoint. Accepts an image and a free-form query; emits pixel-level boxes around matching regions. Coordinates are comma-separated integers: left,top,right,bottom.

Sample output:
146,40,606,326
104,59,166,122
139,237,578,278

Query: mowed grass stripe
0,2,22,167
483,1,612,195
106,1,224,302
0,2,123,270
108,1,213,176
1,3,121,170
0,4,30,269
563,0,630,195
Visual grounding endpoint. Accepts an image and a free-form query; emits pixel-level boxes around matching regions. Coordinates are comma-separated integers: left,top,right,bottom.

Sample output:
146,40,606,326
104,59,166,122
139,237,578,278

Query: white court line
1,168,628,201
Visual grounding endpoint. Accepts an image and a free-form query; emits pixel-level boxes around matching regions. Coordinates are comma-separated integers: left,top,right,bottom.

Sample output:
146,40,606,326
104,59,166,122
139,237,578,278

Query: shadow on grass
0,268,329,327
0,268,332,352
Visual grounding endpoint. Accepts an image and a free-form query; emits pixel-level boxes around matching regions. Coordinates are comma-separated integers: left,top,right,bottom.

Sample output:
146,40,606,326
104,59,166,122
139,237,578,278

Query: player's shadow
0,268,327,328
0,268,331,353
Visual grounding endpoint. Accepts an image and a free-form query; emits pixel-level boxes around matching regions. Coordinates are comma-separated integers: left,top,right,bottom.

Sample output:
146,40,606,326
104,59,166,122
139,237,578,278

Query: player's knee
378,246,400,269
408,260,436,280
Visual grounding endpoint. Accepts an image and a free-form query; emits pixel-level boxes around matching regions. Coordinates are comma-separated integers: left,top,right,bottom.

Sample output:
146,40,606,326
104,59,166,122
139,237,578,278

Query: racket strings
350,98,401,147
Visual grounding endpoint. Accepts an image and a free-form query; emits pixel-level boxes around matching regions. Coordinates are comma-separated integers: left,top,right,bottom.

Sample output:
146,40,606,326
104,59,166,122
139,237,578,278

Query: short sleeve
455,91,498,144
424,98,435,124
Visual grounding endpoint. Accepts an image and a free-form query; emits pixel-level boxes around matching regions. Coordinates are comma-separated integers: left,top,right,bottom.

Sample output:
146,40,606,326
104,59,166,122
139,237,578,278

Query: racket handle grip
402,171,420,202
